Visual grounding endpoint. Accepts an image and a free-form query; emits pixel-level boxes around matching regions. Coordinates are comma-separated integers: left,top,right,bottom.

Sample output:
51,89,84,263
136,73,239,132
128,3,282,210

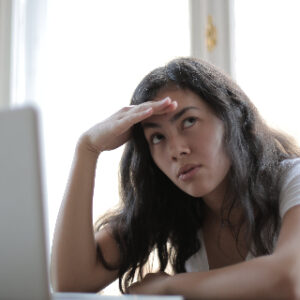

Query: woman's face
142,88,231,201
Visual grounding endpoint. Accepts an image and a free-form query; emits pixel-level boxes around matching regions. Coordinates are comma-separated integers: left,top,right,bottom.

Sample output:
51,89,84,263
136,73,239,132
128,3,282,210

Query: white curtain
23,0,47,104
0,0,13,108
0,0,47,108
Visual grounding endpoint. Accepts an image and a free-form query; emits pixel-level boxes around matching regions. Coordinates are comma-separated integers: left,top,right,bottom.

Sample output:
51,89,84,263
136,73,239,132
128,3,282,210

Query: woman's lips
178,165,201,181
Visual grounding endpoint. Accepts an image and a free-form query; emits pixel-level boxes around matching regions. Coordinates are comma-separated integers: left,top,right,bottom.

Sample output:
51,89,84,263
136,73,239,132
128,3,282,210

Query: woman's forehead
144,89,210,124
153,89,209,112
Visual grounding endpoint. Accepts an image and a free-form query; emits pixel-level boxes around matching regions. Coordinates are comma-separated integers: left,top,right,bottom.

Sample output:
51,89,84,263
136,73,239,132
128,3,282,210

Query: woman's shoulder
280,157,300,167
279,158,300,186
279,157,300,218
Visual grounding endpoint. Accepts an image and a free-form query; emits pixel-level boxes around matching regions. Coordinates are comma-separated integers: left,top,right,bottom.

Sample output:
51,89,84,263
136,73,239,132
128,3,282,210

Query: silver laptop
0,106,182,300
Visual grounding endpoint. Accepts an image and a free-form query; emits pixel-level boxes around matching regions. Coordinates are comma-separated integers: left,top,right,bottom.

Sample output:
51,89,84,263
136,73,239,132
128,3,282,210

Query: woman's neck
202,176,242,228
202,175,229,218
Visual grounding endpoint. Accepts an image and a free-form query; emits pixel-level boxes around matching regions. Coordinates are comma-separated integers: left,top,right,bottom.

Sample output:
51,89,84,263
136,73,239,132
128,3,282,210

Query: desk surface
53,292,183,300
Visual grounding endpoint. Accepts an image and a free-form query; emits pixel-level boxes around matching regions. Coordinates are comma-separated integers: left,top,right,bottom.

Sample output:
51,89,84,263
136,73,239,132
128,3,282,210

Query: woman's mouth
177,165,201,181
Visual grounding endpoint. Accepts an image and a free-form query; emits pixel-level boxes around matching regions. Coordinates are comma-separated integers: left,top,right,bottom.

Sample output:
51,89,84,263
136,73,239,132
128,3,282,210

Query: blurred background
0,0,299,293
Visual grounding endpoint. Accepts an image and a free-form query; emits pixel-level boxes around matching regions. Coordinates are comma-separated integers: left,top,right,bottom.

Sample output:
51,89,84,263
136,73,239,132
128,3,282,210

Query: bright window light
234,0,300,144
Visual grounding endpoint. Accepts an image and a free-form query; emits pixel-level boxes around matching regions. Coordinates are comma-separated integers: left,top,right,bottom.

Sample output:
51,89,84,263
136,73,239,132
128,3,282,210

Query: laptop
0,106,183,300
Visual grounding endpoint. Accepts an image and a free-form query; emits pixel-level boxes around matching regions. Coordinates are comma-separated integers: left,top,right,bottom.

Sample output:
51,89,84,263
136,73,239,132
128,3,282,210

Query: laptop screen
0,106,50,300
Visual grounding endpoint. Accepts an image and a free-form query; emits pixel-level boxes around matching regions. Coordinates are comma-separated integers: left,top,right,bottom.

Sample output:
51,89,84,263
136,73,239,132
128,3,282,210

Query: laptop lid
0,106,50,300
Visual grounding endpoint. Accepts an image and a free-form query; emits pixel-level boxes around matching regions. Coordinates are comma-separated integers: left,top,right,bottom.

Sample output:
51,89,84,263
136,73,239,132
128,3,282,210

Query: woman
51,57,300,299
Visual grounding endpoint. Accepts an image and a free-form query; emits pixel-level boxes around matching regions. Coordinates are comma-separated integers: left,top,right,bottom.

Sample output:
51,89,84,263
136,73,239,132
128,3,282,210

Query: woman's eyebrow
142,106,200,129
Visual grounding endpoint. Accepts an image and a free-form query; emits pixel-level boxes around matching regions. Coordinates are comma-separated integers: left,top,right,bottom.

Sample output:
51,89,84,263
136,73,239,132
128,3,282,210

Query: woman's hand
127,272,171,295
78,97,177,155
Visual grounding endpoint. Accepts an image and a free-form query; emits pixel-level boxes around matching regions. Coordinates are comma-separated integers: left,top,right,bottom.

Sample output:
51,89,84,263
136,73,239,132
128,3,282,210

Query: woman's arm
50,98,177,292
50,145,120,292
128,205,300,299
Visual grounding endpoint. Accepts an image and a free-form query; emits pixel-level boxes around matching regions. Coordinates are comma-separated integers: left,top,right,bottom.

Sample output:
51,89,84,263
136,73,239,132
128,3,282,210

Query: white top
185,158,300,272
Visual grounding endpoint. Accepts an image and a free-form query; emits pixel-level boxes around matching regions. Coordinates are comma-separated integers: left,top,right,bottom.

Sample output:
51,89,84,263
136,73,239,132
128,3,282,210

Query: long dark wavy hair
94,57,300,293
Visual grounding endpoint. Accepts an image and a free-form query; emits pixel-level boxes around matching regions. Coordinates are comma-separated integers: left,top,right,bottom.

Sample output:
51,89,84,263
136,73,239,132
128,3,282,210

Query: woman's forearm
167,255,295,300
50,145,100,291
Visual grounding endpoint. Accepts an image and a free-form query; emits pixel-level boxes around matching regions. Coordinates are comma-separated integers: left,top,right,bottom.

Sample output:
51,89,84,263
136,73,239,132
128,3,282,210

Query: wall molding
189,0,234,77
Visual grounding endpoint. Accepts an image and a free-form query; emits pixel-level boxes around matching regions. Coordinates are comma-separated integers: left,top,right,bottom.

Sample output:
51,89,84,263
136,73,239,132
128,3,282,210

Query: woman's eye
183,117,196,129
151,134,164,145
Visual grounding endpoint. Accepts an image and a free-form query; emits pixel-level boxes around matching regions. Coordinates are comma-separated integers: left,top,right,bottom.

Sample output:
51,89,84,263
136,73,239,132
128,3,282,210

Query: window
234,0,300,144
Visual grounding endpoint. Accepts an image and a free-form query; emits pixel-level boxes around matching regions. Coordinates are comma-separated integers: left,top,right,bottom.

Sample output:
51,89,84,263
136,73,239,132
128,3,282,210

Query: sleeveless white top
185,158,300,272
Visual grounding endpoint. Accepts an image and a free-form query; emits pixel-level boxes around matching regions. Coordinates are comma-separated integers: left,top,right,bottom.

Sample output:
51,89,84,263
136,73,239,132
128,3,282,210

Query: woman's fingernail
161,97,171,103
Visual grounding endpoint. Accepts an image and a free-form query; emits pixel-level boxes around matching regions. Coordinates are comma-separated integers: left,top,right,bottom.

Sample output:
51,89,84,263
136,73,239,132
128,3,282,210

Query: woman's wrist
76,134,102,159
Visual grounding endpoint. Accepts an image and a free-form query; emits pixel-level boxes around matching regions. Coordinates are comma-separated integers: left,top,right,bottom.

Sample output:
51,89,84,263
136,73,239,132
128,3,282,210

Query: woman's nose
168,136,191,161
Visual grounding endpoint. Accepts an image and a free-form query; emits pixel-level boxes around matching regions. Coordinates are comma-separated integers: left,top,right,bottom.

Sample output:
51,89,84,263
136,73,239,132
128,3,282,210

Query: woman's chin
180,187,208,199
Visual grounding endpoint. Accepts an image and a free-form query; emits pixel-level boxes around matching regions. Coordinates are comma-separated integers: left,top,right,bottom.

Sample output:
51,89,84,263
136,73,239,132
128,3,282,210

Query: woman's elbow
50,271,91,293
52,280,101,294
51,277,78,293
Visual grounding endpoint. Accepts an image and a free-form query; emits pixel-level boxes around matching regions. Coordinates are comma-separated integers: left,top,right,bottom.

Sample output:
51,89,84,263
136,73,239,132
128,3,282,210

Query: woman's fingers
118,98,177,129
114,107,154,133
118,97,176,118
131,97,176,115
149,98,178,115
